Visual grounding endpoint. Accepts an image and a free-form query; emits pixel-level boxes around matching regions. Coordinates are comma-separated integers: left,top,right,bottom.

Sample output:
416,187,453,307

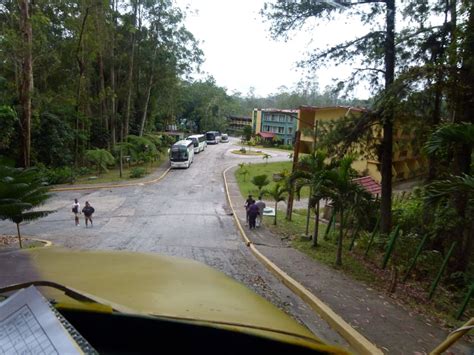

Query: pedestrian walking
82,201,95,228
255,195,266,228
72,199,80,226
244,195,255,225
248,202,259,229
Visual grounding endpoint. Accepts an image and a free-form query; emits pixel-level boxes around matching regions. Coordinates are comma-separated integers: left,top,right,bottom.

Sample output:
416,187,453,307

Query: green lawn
235,161,310,198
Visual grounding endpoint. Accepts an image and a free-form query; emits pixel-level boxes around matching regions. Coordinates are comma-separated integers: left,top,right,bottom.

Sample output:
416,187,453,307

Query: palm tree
262,153,271,165
424,122,473,272
0,165,54,248
291,150,331,247
323,157,372,266
251,174,270,196
267,183,287,225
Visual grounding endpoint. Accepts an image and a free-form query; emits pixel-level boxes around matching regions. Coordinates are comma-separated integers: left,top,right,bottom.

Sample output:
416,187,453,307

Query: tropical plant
0,164,54,248
323,157,373,266
291,150,331,247
424,122,473,272
130,167,146,179
262,153,271,165
267,183,287,225
238,163,249,182
242,125,252,142
84,149,115,176
251,174,270,196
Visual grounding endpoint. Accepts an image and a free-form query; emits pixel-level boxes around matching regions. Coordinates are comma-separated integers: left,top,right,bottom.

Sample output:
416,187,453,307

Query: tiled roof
258,132,276,138
299,105,368,113
353,176,381,196
256,108,298,114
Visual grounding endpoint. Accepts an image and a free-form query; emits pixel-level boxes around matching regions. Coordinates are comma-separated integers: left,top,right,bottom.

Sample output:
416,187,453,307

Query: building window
288,127,293,134
278,127,284,133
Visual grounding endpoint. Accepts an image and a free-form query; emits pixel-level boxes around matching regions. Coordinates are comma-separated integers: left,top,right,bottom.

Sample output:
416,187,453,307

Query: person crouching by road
244,195,255,225
72,199,80,226
255,196,266,228
248,202,260,230
82,201,95,228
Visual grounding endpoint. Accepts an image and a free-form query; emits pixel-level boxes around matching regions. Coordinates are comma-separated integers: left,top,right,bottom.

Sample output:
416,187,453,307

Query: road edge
50,167,171,192
222,165,383,355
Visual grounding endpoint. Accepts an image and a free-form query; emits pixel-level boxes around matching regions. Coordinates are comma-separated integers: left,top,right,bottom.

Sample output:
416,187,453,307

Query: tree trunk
18,0,33,168
286,130,301,221
312,200,320,248
452,2,474,272
139,72,153,136
380,0,395,235
109,0,117,147
274,202,278,225
305,186,312,236
98,52,108,133
336,208,343,266
74,6,90,166
16,223,23,249
124,0,138,140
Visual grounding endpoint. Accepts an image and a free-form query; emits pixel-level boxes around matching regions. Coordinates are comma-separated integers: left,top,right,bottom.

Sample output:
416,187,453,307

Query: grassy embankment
73,154,168,185
234,161,473,329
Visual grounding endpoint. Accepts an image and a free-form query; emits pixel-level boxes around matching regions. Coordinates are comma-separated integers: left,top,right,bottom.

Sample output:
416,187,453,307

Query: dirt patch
0,235,48,251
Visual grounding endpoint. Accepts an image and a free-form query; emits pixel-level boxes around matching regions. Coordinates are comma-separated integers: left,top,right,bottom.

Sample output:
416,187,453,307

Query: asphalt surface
0,138,349,348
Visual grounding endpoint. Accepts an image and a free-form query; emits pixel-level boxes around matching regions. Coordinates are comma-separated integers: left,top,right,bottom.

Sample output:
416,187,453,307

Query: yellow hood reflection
16,247,343,351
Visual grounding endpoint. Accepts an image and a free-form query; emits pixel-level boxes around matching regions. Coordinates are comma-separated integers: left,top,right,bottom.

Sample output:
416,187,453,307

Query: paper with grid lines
0,286,82,354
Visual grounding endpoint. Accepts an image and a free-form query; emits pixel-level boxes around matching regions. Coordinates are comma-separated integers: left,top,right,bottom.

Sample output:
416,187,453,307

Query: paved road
0,138,348,347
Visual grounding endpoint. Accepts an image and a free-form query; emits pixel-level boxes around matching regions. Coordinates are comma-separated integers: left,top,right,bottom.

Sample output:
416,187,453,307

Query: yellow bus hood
4,247,344,353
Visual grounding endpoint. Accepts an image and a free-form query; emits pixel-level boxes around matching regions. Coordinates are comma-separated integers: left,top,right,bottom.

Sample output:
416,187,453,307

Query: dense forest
0,0,361,170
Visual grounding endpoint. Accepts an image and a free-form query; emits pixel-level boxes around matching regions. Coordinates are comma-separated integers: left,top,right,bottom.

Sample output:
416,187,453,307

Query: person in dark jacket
244,195,255,225
82,201,95,228
248,202,259,230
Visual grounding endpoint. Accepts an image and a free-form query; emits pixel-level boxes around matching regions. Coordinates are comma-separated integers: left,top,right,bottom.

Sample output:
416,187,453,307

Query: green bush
36,165,75,185
85,149,115,175
130,167,146,179
76,166,92,176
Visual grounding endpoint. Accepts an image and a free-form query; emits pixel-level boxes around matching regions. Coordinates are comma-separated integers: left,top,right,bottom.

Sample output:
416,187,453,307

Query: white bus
186,134,207,153
170,140,194,168
206,131,221,144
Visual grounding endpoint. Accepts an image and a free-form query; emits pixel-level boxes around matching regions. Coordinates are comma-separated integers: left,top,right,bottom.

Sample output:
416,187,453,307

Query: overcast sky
176,0,370,98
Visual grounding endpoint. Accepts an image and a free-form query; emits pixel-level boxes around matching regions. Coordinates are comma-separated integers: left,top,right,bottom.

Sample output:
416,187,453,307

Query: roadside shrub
130,167,146,179
37,165,75,185
240,147,247,154
85,149,115,175
76,166,92,176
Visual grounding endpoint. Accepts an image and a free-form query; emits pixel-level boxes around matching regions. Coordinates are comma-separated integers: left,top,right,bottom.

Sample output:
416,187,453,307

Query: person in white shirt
72,199,80,226
255,196,266,228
